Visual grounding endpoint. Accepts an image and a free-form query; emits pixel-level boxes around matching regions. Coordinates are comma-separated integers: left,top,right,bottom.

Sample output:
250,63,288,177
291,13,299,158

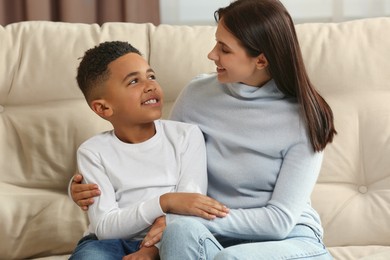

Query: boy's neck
113,121,156,144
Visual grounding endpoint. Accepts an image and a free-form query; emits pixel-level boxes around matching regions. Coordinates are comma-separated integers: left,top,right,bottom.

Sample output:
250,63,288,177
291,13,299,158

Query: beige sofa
1,18,389,260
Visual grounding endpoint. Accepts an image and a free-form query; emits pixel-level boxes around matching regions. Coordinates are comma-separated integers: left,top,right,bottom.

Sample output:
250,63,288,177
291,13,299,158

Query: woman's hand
160,193,229,220
122,246,159,260
70,173,101,211
141,216,166,248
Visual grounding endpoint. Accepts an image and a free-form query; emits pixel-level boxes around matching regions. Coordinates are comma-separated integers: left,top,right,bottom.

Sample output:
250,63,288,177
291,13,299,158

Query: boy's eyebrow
122,68,155,83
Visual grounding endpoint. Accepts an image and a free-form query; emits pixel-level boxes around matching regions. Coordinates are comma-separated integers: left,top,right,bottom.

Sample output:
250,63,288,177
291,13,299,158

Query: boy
70,41,228,260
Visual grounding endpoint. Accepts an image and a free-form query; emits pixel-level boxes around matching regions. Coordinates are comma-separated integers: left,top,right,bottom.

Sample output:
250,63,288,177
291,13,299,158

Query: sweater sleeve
77,147,164,240
188,141,323,240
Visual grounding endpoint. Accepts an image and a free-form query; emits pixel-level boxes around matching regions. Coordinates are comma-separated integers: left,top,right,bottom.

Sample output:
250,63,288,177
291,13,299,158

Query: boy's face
102,52,163,125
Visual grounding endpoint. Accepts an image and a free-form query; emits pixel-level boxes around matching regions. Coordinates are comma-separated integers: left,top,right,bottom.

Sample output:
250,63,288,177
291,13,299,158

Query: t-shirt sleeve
78,147,164,240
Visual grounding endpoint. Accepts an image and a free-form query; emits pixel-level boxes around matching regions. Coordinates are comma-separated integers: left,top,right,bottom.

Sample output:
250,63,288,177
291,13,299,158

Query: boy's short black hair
76,41,142,103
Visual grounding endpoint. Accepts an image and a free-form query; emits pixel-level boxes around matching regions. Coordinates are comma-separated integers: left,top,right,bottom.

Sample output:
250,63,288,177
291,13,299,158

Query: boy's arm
174,125,208,194
159,126,229,219
141,126,228,248
78,148,164,240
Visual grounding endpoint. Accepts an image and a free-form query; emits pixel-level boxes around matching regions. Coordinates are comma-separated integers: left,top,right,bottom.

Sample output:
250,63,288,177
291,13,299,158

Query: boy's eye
148,74,156,80
129,79,138,85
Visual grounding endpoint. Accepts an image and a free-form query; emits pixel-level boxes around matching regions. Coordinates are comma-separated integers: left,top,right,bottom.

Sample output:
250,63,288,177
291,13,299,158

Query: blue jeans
160,218,333,260
69,234,141,260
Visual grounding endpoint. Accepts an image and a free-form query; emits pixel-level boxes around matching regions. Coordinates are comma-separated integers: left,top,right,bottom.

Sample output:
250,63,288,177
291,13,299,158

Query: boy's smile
142,99,158,105
95,52,164,143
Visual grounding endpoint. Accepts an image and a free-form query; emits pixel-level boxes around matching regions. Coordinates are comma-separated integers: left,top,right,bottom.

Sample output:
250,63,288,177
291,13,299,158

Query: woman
72,0,336,259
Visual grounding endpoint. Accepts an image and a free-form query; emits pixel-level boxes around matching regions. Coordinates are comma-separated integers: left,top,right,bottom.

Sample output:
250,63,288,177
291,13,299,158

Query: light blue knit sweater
168,73,324,241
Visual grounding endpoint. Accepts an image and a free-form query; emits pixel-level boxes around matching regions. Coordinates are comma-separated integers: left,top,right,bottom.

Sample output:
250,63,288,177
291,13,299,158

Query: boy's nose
144,84,156,93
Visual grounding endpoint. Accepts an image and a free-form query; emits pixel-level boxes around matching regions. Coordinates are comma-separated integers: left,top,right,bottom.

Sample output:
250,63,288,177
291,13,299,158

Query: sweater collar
225,79,285,100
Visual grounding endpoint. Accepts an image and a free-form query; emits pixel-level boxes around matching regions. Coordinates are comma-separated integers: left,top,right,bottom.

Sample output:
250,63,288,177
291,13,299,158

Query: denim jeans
160,218,333,260
69,234,141,260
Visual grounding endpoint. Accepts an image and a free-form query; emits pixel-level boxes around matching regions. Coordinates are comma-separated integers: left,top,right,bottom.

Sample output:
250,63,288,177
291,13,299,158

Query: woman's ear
91,99,113,118
256,53,269,70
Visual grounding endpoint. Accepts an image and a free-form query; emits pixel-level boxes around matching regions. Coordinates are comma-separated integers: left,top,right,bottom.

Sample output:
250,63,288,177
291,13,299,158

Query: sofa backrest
295,18,390,247
0,18,389,259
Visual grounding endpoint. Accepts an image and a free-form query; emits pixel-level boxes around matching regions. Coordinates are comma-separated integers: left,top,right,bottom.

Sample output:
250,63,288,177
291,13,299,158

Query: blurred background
1,0,390,26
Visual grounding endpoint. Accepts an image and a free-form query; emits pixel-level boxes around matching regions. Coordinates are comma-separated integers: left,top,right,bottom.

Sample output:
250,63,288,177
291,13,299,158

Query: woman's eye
148,74,156,80
217,43,230,54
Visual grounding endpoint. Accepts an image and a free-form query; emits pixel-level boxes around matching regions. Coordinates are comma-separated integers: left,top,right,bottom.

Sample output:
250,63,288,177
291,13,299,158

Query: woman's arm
166,141,323,241
69,174,100,211
198,143,323,240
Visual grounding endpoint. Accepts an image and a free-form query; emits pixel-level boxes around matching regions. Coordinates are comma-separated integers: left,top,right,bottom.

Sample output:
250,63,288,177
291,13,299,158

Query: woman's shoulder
187,73,218,87
179,73,221,100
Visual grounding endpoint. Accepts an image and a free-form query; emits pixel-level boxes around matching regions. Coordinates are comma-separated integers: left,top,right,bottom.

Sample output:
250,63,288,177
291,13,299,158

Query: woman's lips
216,66,225,73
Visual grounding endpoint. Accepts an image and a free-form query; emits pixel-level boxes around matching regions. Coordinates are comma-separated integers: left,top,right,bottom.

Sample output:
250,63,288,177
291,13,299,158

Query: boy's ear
256,53,269,70
91,99,113,118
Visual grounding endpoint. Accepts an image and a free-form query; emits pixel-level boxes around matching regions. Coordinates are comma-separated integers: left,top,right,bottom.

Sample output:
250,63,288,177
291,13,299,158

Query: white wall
160,0,390,25
160,0,231,25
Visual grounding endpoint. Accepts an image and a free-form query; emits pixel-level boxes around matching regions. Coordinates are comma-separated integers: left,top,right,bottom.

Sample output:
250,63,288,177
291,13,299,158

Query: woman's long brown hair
215,0,337,152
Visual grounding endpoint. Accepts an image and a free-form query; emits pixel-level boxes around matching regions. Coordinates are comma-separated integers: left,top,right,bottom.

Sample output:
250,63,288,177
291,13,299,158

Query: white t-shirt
77,120,207,241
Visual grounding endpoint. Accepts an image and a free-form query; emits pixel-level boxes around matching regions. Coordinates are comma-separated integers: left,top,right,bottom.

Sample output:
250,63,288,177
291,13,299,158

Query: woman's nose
207,46,217,61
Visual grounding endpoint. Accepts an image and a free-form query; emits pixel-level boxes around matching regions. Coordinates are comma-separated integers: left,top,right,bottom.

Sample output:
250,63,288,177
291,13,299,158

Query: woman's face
208,21,269,87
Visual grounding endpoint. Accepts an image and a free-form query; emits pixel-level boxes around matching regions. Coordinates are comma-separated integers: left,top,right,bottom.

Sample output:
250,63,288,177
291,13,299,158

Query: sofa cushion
0,183,87,258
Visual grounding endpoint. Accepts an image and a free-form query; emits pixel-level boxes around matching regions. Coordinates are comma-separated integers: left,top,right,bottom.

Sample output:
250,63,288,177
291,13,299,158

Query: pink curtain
0,0,160,26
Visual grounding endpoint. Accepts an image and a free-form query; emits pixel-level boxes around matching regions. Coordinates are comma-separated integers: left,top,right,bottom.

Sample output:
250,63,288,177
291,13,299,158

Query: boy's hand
160,193,229,220
122,246,159,260
141,216,166,248
71,173,101,211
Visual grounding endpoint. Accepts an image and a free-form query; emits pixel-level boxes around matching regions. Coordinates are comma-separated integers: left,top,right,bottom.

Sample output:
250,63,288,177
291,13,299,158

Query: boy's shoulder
78,130,113,150
158,120,202,137
159,119,198,130
158,120,204,146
